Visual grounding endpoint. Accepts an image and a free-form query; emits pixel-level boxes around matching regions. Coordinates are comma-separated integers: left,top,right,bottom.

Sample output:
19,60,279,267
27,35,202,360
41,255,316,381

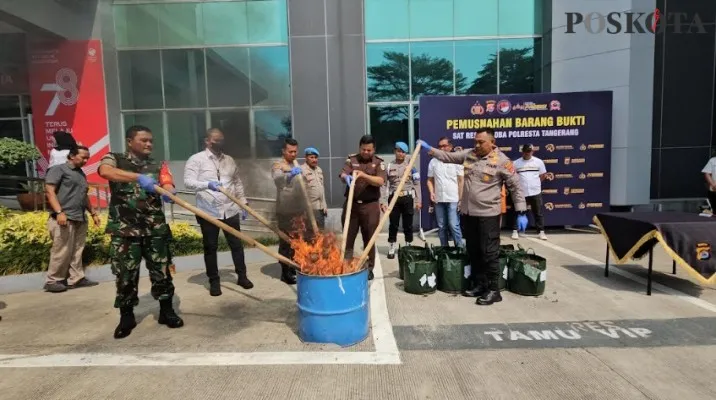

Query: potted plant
0,138,44,211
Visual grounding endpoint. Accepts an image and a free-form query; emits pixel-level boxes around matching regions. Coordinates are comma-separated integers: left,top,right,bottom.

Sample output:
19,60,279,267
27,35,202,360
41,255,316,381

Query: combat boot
158,299,184,328
387,243,396,259
114,306,137,339
209,279,222,297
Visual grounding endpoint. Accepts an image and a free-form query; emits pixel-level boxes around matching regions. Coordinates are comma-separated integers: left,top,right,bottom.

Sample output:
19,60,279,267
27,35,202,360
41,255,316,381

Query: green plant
0,138,41,168
0,211,280,276
20,181,45,194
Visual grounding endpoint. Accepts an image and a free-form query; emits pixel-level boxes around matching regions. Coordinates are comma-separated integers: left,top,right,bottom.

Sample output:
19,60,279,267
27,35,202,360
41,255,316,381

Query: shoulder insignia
504,160,515,174
380,162,385,170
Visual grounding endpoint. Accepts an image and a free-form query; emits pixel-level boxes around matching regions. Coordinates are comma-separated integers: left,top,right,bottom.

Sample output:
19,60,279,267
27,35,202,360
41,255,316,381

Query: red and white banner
28,40,110,205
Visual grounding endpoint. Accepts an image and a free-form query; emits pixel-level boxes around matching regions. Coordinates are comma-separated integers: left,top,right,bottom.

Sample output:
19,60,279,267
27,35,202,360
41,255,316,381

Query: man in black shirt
44,145,101,293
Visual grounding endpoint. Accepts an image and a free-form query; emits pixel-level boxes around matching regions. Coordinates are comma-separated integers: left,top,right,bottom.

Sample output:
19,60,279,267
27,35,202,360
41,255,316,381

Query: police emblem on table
696,242,712,261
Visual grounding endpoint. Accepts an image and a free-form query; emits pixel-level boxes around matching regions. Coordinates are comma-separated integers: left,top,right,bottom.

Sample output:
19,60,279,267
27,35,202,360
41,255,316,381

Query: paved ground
1,229,716,399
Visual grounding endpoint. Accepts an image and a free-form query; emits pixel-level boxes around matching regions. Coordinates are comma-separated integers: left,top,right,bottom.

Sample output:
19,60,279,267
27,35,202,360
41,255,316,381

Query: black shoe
462,283,488,298
368,270,374,280
114,307,137,339
158,299,184,328
280,273,297,285
476,290,502,306
209,280,222,297
68,278,99,289
44,282,67,293
237,276,254,289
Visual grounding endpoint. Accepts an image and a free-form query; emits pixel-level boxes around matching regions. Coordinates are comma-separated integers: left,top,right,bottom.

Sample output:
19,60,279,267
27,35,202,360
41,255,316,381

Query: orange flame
288,216,359,276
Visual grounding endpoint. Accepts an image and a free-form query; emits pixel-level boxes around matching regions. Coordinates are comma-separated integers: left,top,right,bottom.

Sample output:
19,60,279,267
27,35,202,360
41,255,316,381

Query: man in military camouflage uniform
418,128,527,305
272,138,305,285
301,147,327,241
98,125,184,339
382,142,421,259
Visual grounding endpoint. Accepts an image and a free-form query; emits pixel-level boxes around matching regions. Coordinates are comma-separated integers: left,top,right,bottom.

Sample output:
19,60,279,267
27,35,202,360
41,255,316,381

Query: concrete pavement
1,230,716,399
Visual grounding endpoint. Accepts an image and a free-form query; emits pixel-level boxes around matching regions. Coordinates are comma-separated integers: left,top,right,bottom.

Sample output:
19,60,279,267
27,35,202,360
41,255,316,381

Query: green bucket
397,245,430,280
507,248,547,296
403,254,439,295
498,244,526,291
435,247,470,294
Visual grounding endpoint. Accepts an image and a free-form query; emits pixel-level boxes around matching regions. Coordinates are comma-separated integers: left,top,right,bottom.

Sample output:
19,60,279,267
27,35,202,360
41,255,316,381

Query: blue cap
304,147,320,156
395,142,408,152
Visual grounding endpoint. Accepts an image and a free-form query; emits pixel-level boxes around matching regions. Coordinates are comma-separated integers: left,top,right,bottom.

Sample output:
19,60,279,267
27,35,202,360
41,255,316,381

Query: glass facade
364,0,544,154
113,0,291,160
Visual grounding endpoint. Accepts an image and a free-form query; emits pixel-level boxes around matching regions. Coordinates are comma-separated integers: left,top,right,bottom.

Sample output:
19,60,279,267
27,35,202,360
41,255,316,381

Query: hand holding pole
356,142,422,269
154,185,300,269
217,186,292,243
293,160,320,234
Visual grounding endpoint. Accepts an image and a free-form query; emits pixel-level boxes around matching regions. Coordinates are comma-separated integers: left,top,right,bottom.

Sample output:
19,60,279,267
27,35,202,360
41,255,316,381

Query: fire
288,217,359,276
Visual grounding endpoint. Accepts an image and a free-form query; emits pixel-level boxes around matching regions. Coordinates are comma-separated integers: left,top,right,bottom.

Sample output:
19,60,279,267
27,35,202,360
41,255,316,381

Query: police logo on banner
696,242,711,261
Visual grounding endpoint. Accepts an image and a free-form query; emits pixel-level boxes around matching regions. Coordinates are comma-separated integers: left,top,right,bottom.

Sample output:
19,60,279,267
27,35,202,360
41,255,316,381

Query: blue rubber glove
162,188,176,204
137,174,157,193
417,139,432,152
242,208,248,221
208,181,222,192
287,166,301,182
517,213,529,232
344,174,353,187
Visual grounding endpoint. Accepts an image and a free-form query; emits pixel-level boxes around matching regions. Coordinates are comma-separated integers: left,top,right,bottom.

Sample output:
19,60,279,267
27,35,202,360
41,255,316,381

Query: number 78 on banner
40,68,79,117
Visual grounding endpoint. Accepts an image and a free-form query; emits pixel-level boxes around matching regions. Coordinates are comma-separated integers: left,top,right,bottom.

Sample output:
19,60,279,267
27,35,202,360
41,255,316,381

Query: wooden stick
217,186,291,243
340,171,358,261
292,160,320,235
356,143,422,269
155,186,300,269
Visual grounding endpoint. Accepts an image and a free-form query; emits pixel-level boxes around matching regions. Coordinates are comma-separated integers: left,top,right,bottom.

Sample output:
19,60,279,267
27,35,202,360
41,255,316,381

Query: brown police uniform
301,162,327,234
382,157,421,244
431,148,526,292
340,153,387,272
272,159,305,281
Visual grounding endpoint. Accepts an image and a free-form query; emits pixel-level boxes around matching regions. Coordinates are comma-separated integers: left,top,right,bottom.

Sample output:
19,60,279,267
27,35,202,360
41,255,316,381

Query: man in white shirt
184,128,252,297
701,153,716,210
512,144,548,240
427,137,464,247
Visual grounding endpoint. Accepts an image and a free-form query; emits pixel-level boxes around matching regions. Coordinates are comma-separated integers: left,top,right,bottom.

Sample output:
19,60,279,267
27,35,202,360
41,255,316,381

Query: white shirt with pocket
184,149,247,219
427,158,464,203
513,156,546,197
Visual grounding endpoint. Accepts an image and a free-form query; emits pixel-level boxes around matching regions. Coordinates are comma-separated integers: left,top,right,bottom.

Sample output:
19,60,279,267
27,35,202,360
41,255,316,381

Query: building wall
651,0,716,200
548,0,655,207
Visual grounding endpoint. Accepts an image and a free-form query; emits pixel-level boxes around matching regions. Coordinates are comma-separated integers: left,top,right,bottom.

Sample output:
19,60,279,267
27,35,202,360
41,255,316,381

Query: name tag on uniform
352,163,359,167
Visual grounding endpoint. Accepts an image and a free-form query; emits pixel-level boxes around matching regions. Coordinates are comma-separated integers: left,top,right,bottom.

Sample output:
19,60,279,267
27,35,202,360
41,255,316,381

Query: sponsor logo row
498,144,605,152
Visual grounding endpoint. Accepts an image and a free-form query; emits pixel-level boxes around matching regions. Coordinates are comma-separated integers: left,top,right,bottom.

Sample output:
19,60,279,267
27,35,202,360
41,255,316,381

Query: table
593,212,716,295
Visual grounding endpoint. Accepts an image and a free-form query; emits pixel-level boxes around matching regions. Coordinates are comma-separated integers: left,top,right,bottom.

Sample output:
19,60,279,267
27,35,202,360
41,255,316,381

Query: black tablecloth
594,212,716,283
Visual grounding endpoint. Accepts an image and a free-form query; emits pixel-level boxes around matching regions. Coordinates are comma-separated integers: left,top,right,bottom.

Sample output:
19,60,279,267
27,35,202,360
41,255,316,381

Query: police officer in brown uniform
418,127,527,305
301,147,328,237
272,138,304,285
382,141,421,259
339,135,387,280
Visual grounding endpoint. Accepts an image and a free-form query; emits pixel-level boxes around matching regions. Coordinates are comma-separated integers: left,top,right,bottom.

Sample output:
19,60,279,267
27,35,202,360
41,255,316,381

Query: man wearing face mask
185,128,252,297
418,128,527,305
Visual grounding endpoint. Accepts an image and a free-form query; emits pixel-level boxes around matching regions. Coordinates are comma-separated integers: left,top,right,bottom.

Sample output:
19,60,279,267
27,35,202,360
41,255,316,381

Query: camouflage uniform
100,152,174,308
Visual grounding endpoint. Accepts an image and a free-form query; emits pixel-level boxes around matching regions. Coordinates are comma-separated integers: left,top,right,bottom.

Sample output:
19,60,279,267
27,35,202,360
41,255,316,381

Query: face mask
211,142,224,152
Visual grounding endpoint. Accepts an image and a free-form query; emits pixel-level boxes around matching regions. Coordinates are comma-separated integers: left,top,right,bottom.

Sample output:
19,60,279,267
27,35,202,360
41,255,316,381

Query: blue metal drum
296,268,370,347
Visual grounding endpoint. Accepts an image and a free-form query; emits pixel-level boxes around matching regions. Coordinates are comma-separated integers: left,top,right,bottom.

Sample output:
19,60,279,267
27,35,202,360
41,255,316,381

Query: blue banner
418,91,613,228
